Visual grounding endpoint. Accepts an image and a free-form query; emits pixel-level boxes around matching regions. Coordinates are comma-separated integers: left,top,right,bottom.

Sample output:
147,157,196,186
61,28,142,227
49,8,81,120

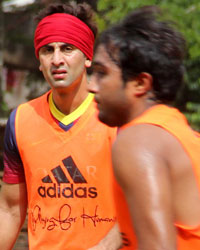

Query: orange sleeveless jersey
121,104,200,250
15,92,136,250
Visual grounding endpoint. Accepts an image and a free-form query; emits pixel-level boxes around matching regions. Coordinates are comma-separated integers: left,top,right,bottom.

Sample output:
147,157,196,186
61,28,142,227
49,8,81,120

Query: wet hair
97,6,186,103
35,1,98,39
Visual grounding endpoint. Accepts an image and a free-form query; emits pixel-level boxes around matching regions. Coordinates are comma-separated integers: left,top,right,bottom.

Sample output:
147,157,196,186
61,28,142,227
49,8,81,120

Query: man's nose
52,49,64,66
87,76,99,94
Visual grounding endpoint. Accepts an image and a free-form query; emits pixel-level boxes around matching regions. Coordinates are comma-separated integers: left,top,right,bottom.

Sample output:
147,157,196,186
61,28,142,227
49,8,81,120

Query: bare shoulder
113,123,169,160
112,123,177,190
112,122,183,159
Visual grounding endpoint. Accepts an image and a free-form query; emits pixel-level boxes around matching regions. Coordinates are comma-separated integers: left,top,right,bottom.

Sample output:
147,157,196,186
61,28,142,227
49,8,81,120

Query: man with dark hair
0,2,135,249
89,6,200,250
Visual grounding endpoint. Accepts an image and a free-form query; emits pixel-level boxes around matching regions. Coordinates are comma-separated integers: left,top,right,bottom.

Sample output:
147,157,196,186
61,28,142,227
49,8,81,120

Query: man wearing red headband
0,2,135,250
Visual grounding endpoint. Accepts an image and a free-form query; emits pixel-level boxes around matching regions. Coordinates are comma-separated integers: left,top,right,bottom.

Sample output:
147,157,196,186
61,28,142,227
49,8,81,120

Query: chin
98,113,118,127
53,82,68,88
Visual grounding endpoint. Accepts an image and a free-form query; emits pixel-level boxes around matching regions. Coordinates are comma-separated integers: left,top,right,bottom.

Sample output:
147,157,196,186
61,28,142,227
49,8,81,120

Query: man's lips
94,97,101,109
52,69,67,79
94,96,99,104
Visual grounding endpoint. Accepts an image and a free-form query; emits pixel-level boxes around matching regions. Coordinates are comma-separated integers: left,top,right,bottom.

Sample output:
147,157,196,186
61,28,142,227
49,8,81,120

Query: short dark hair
97,6,186,103
35,1,98,39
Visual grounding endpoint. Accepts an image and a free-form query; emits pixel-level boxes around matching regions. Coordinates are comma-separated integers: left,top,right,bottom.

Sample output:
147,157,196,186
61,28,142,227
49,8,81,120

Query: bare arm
0,181,27,250
112,124,177,250
88,223,122,250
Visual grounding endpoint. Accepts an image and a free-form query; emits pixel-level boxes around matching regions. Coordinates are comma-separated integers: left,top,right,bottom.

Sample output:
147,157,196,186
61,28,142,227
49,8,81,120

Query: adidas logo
38,156,98,199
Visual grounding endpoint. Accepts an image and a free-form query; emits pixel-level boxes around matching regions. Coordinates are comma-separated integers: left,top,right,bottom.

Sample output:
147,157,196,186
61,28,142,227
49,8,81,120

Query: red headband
34,13,95,60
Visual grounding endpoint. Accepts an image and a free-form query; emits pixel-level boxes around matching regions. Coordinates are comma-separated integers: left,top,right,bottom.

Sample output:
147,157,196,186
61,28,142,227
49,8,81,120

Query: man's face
88,45,132,127
39,42,91,90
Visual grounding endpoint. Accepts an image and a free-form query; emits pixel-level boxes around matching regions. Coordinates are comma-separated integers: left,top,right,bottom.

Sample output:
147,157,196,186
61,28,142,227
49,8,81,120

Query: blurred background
0,0,200,248
0,0,200,126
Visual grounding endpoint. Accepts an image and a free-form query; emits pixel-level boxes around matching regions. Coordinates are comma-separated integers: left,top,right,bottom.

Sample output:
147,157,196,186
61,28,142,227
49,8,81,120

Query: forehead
43,42,74,47
93,45,119,69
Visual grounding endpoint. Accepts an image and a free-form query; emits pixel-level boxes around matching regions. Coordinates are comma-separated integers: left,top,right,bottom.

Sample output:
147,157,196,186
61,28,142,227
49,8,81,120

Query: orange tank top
121,104,200,250
15,92,136,250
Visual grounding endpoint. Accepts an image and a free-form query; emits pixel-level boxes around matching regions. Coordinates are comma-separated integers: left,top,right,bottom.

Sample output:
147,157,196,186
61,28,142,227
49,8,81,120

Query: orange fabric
121,104,200,250
15,92,136,249
113,180,137,248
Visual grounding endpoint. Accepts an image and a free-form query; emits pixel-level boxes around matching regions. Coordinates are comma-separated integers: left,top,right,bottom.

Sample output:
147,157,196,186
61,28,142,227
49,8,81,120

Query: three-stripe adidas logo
42,156,87,184
38,156,98,199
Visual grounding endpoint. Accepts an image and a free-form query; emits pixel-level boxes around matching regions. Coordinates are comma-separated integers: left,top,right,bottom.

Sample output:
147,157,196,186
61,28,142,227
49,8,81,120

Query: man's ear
132,72,152,96
39,64,42,71
85,59,92,68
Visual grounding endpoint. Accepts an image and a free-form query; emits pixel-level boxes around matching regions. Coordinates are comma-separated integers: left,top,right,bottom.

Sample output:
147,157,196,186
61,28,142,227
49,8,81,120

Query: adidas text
38,183,98,199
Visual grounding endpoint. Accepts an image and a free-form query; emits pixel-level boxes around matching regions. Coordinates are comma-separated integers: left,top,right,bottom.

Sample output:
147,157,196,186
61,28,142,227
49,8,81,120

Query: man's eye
96,70,106,76
41,47,53,53
92,68,106,77
47,48,53,53
63,46,73,52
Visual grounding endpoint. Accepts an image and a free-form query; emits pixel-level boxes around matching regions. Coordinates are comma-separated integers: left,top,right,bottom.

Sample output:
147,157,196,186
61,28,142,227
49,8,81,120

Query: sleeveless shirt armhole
2,108,25,183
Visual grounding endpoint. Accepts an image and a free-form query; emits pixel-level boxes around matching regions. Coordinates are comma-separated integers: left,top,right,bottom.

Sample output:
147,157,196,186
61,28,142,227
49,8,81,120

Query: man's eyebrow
92,61,104,67
64,43,74,46
42,44,52,48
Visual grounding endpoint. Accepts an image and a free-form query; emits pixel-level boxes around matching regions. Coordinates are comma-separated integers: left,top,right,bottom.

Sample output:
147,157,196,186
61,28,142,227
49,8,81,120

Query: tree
0,0,7,117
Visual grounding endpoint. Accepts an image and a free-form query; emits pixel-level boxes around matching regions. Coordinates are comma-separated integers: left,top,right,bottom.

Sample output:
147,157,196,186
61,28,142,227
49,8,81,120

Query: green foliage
97,0,200,130
186,102,200,131
0,98,10,118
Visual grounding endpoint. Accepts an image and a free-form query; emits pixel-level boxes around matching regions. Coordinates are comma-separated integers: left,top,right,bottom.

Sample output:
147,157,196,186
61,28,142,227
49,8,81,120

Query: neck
51,73,89,115
127,96,157,124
